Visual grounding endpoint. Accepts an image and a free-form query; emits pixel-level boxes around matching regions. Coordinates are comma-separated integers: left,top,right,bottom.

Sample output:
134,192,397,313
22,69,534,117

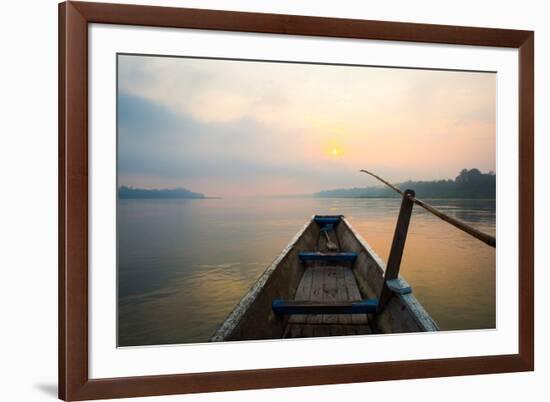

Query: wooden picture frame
59,1,534,400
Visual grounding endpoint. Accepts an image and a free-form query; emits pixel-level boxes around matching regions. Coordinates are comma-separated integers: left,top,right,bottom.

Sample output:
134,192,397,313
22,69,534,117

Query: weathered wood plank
301,324,314,337
379,190,414,309
307,267,325,324
288,267,314,324
335,267,352,324
313,325,331,337
289,324,302,338
344,267,368,325
323,266,339,324
356,325,373,335
285,265,370,331
299,252,358,262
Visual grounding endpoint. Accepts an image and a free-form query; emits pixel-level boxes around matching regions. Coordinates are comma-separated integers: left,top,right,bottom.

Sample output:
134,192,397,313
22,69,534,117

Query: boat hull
211,216,437,342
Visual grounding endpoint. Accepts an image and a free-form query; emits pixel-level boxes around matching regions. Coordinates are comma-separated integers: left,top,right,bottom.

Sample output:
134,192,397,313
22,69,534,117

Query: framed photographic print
59,1,534,400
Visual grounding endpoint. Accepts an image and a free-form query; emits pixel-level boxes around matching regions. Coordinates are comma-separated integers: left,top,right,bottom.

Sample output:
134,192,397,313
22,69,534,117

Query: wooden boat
211,214,438,341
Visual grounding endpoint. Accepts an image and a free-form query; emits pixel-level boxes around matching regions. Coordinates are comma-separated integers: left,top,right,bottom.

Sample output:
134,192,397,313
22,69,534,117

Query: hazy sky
118,54,496,197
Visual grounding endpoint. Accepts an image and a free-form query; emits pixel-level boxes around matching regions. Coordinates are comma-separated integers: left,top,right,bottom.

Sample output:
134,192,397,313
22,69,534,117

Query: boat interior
278,216,376,338
211,215,437,342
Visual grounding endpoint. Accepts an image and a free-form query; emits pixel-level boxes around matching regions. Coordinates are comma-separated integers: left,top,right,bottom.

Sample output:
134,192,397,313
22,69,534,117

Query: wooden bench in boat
280,265,375,338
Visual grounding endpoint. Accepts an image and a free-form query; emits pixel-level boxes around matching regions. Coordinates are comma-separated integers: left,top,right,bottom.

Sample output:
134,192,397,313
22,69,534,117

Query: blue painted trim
314,216,342,225
272,299,379,315
299,252,358,262
386,278,413,295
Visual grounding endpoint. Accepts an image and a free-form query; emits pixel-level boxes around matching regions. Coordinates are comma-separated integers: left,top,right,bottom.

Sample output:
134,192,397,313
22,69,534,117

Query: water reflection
118,197,496,346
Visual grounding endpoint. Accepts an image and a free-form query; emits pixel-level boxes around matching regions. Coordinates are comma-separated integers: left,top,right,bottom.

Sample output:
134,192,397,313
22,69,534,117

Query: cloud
117,55,497,194
118,92,352,195
118,55,294,124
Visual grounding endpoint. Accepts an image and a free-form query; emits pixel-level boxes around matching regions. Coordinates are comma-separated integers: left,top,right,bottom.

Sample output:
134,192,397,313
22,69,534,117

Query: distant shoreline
314,195,496,200
118,186,220,199
119,196,223,200
315,169,496,200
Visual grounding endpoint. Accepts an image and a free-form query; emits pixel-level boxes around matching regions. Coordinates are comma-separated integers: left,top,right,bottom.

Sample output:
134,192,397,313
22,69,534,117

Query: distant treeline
118,186,206,199
315,169,496,199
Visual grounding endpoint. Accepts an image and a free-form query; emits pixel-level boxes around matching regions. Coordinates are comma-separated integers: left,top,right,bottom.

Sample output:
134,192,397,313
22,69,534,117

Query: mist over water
118,197,495,347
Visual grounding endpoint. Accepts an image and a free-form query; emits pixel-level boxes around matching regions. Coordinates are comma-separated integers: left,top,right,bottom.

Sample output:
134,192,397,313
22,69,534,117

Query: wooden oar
360,169,496,248
323,230,338,251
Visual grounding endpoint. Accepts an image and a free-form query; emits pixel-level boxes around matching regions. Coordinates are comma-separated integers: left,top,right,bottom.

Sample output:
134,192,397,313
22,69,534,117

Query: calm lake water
118,197,496,347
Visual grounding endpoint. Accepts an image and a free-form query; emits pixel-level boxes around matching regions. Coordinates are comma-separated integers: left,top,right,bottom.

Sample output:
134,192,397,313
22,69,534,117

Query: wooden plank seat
280,265,374,338
272,299,378,315
314,216,342,225
298,252,358,262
